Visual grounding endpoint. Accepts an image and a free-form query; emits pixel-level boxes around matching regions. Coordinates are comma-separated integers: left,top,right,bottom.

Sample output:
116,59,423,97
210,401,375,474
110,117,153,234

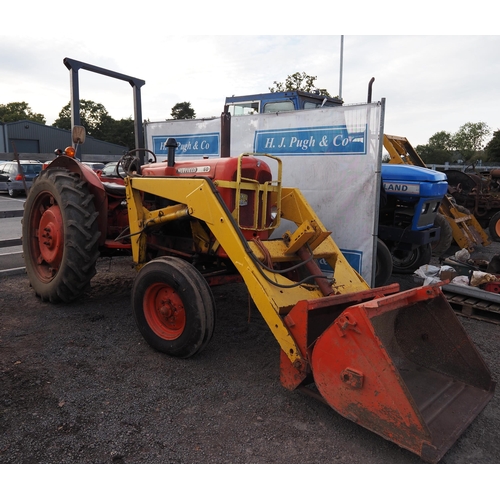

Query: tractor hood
381,164,448,199
382,164,447,183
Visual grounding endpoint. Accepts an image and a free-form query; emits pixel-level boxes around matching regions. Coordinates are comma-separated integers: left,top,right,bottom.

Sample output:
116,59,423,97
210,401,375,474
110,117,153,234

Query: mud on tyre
22,168,101,303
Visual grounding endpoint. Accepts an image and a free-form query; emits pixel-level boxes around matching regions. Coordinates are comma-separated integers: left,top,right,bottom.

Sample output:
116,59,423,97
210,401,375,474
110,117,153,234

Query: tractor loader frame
117,152,494,463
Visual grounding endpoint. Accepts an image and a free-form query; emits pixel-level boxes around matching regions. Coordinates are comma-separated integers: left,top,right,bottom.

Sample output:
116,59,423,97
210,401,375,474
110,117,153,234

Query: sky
1,4,499,148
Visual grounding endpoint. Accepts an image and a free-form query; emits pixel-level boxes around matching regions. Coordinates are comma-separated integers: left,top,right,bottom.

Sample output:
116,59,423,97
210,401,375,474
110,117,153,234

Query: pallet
443,284,500,325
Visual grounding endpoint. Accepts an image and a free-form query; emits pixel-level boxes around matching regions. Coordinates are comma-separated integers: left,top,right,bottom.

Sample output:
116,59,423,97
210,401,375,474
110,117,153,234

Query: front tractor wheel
22,168,101,303
391,243,432,274
132,257,216,358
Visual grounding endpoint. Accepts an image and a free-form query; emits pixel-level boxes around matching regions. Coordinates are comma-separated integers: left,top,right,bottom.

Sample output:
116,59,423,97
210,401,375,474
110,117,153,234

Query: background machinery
384,134,491,255
445,168,500,242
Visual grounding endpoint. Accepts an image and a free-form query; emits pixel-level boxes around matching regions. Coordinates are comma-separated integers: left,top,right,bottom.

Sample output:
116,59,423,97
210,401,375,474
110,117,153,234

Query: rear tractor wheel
132,257,216,358
22,168,101,303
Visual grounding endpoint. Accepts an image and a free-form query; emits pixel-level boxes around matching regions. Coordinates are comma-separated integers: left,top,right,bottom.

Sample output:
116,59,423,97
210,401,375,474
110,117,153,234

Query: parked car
83,162,106,173
0,160,42,197
99,162,126,178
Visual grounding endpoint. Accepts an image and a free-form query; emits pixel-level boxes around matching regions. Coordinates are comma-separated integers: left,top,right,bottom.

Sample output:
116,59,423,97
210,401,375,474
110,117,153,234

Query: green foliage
428,131,453,150
103,117,135,150
0,101,46,124
416,131,454,165
171,102,196,120
52,100,113,139
485,130,500,162
415,143,453,165
417,122,492,166
269,72,331,96
52,100,135,148
452,122,491,166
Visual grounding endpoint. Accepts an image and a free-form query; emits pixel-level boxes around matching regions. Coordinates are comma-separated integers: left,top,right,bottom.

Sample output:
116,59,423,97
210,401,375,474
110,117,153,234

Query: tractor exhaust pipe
165,138,178,167
221,105,231,158
367,77,375,103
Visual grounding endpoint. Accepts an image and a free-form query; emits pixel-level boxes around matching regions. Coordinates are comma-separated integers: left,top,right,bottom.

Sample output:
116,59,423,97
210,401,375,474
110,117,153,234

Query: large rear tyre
375,238,393,287
391,243,432,274
132,256,216,358
22,168,101,303
431,213,454,256
488,211,500,242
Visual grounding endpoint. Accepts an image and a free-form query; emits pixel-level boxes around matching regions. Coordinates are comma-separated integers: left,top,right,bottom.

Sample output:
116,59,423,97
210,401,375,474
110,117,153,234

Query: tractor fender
45,156,108,245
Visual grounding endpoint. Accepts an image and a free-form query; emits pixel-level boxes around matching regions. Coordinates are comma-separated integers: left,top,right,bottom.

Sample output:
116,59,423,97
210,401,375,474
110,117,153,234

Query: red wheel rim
28,192,64,282
38,205,64,266
143,283,186,340
495,219,500,237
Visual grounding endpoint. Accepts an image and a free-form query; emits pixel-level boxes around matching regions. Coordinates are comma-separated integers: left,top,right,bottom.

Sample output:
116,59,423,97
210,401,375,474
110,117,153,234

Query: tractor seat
102,181,126,196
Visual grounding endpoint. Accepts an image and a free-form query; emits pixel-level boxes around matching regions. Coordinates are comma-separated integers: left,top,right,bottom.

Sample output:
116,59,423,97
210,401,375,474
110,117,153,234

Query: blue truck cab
225,91,343,116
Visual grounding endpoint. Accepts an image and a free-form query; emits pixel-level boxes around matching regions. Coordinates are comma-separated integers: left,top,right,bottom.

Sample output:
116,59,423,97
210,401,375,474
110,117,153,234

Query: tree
102,117,135,150
415,131,453,165
171,102,196,120
415,144,453,165
269,72,331,96
0,101,46,124
485,130,500,163
52,100,113,141
452,121,491,166
416,123,492,167
429,131,453,150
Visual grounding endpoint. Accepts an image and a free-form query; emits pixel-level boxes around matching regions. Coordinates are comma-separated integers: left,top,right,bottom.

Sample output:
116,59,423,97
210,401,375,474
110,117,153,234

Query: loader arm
125,175,369,367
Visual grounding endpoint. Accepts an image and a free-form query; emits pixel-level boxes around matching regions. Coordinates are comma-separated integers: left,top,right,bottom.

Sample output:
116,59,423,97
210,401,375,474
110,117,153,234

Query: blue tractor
379,163,448,275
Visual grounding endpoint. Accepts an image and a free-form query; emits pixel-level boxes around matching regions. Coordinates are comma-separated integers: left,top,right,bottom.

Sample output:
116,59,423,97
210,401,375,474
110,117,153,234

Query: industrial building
0,120,126,162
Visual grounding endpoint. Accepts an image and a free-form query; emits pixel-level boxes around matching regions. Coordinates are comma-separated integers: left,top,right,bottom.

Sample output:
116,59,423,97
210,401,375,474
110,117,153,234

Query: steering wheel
117,149,157,179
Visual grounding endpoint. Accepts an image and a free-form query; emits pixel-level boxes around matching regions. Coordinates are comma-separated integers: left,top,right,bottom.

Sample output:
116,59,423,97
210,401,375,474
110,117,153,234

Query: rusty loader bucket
285,284,495,462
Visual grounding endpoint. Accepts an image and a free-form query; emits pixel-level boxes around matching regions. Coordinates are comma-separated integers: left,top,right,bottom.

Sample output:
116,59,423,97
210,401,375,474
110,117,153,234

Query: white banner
145,102,384,285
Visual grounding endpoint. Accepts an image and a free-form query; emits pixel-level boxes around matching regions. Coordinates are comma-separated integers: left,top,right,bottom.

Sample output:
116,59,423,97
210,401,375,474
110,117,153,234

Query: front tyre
132,257,216,358
431,213,454,256
391,243,432,274
375,238,393,287
22,168,101,303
